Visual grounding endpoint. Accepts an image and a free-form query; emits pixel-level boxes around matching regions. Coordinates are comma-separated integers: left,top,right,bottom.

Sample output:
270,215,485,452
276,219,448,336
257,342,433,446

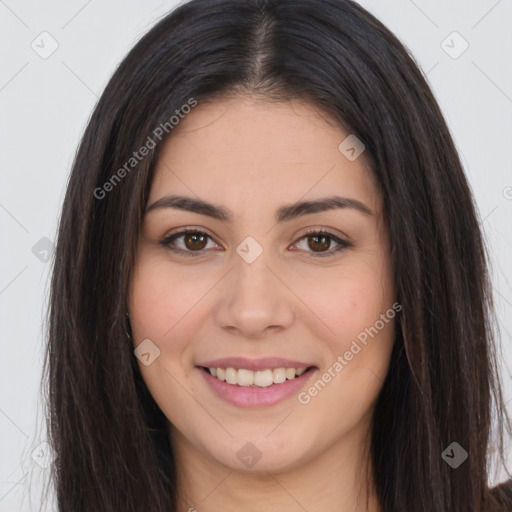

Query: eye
291,229,351,257
160,228,351,257
160,228,220,256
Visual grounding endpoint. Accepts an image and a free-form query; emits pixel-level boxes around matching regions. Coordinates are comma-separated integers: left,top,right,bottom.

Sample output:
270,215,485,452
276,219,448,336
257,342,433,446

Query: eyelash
159,227,352,258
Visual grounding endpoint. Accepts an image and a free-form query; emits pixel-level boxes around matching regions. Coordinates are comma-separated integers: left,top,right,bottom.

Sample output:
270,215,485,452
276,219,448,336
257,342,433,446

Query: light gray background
1,0,511,510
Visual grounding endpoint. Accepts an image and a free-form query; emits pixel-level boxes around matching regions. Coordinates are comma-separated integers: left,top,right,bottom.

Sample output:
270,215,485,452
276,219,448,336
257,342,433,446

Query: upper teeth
209,367,308,387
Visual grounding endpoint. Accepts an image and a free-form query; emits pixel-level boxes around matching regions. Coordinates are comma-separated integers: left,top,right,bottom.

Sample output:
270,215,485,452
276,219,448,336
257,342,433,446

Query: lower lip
198,367,317,408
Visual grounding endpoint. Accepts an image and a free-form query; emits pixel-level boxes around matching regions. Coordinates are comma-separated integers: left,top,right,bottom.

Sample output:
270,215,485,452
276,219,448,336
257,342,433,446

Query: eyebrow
146,194,374,222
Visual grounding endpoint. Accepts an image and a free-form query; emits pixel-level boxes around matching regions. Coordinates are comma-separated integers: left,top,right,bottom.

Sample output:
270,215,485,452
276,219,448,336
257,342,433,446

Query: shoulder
489,479,512,510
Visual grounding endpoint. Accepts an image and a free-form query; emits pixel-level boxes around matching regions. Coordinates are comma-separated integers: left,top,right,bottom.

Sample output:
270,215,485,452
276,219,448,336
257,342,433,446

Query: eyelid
294,225,351,244
162,226,223,245
290,227,352,257
160,227,222,256
159,226,352,257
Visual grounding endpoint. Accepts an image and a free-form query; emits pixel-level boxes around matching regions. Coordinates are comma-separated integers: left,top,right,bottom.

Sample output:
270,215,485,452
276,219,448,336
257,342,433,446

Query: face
129,96,396,474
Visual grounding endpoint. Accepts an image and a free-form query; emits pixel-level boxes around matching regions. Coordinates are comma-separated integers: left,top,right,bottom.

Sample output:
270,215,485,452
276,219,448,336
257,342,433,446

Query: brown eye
160,229,350,258
160,229,219,256
183,232,208,250
293,230,351,257
306,234,331,252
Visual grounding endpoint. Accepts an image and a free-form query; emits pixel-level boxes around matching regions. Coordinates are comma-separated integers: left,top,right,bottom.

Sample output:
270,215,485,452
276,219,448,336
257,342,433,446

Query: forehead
149,97,380,215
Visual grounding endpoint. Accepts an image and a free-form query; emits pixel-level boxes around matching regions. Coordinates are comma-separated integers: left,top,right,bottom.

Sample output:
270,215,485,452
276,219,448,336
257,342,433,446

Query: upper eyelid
163,224,349,240
163,228,349,252
164,227,221,246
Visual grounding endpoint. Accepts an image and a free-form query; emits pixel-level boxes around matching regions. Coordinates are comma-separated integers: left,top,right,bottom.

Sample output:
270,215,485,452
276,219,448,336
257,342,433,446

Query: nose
214,252,295,340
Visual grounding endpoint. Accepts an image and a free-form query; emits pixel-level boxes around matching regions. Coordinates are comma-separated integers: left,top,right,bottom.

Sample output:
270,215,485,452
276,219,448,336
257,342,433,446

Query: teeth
254,369,273,387
272,368,286,383
207,366,308,386
225,367,237,385
285,368,296,380
237,369,254,387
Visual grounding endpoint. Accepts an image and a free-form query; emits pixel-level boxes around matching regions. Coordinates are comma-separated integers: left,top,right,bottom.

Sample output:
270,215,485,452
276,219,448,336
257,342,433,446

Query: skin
129,95,396,512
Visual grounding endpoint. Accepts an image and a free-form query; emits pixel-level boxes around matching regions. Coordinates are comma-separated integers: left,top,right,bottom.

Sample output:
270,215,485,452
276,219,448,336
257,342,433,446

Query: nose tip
214,258,295,339
223,316,286,340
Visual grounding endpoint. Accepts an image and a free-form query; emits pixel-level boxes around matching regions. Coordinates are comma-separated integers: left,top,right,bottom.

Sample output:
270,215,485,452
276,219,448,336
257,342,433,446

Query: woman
43,0,512,510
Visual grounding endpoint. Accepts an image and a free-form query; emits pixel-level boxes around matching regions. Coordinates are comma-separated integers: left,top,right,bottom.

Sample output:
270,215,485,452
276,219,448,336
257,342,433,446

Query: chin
204,433,312,474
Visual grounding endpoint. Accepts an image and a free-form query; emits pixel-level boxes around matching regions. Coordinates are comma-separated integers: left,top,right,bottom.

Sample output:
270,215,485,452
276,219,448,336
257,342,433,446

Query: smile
197,359,318,407
203,366,310,387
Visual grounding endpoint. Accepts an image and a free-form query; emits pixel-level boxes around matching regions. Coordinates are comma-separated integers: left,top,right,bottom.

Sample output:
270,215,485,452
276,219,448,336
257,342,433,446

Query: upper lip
197,357,316,371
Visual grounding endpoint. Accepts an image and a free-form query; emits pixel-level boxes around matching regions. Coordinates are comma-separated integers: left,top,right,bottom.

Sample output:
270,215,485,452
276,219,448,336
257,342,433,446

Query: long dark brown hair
42,0,512,510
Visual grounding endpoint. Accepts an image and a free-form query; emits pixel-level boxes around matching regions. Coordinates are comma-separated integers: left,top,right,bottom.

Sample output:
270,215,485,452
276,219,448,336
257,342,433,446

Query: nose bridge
214,246,295,337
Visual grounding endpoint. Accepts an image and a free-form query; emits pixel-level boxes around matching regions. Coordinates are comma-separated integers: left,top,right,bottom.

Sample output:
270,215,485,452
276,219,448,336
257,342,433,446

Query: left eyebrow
276,196,374,222
145,194,374,222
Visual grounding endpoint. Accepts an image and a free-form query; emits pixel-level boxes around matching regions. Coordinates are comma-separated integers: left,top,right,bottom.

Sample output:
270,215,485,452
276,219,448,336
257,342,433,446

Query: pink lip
197,366,318,408
197,357,314,371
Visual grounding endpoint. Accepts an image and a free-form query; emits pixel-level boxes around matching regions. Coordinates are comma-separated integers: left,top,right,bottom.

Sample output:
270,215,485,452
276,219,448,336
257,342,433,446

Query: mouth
200,366,316,387
196,359,318,407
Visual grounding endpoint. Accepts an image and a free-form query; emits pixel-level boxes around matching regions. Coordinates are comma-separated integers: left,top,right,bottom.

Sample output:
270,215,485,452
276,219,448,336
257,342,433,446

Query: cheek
128,253,224,402
128,257,200,420
295,251,396,402
297,263,393,342
129,254,212,341
297,272,396,436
